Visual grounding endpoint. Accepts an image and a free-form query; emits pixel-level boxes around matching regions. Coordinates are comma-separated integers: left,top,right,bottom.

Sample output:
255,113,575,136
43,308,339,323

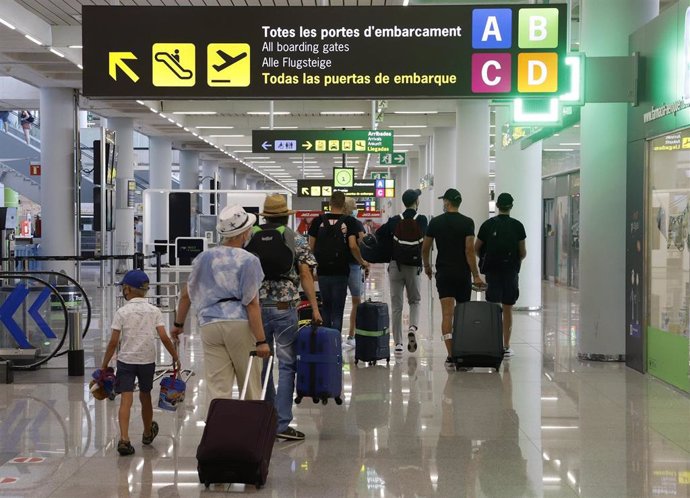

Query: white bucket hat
216,205,257,238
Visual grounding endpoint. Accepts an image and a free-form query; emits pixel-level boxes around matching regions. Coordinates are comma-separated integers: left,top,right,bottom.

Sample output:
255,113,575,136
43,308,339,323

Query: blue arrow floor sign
0,284,57,348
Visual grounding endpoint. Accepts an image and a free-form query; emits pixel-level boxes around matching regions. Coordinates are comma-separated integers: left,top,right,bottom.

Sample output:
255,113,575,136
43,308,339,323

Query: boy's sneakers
277,427,305,441
142,421,159,445
117,440,135,456
504,348,514,358
394,343,404,355
407,327,418,353
344,336,355,350
444,356,455,370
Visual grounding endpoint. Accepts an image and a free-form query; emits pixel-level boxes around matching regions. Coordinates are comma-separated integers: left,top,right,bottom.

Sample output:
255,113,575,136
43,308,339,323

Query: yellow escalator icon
152,43,195,87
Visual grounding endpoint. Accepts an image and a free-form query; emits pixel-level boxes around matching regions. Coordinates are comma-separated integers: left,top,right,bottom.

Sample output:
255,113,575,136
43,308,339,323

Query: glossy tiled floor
1,267,690,497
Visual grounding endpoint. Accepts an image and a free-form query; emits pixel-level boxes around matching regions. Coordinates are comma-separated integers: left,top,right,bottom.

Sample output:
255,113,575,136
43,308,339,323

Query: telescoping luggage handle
240,352,274,401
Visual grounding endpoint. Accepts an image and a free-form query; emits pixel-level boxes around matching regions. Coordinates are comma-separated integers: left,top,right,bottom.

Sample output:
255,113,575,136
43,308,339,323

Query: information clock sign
83,5,568,99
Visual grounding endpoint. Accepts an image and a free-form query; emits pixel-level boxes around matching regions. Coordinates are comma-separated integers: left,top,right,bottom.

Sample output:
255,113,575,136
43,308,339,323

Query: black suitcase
355,299,390,365
452,296,503,371
197,354,277,489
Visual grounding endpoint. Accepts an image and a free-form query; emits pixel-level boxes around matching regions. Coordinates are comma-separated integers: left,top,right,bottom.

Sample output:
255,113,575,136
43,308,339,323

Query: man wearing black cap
475,193,526,357
375,188,428,355
422,188,484,368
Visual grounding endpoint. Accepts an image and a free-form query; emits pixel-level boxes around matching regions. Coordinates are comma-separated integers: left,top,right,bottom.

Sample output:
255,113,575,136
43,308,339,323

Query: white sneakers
394,343,404,355
344,336,355,350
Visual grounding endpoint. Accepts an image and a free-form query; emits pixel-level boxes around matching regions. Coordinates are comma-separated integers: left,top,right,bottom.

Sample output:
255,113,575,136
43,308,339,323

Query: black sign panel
83,5,567,99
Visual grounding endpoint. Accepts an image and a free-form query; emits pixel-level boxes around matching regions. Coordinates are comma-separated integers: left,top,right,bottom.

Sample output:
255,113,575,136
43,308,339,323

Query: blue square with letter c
472,9,512,49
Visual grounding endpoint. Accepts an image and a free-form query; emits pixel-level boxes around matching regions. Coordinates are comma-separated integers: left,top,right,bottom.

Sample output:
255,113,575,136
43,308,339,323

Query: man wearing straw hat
246,193,321,441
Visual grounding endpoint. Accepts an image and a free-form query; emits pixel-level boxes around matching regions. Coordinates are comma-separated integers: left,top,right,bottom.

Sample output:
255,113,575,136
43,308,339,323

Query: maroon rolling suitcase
197,353,276,489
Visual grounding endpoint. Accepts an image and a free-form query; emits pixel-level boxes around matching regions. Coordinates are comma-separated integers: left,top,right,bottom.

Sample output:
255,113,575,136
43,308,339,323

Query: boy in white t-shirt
100,270,180,456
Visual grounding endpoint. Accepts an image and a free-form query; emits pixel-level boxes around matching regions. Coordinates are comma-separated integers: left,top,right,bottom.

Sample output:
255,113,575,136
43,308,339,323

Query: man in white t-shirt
100,270,180,456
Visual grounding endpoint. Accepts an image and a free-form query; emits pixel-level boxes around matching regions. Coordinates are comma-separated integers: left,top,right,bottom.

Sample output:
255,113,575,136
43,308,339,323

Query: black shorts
116,361,156,393
485,271,520,305
435,270,472,302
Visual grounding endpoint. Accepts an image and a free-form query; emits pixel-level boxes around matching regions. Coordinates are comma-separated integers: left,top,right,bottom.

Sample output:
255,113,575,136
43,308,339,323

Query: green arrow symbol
109,52,139,82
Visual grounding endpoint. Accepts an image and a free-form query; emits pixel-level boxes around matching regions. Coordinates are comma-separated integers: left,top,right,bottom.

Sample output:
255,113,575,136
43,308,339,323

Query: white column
579,0,659,359
456,100,490,228
407,157,419,193
494,106,542,310
218,166,234,210
40,88,76,276
431,128,456,216
109,118,135,271
235,172,247,190
200,160,218,214
148,137,172,248
179,150,199,190
418,144,433,216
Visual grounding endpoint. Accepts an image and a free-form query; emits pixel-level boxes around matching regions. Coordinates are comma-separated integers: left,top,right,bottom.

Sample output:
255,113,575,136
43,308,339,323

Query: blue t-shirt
187,245,264,326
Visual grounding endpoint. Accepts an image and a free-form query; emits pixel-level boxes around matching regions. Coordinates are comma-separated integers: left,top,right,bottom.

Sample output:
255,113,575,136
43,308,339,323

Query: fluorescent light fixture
192,132,199,137
320,111,366,115
209,134,245,138
403,0,410,5
395,149,409,152
159,113,167,118
324,125,364,129
543,148,575,152
195,126,234,129
250,160,277,164
148,107,158,113
183,127,190,132
172,111,217,115
136,100,145,105
540,396,559,401
259,125,298,129
247,111,291,116
166,117,175,123
77,64,83,70
394,143,414,146
513,98,560,124
0,18,16,30
559,143,580,146
567,472,577,486
176,122,183,128
292,160,318,164
68,45,83,49
395,134,422,138
541,425,579,429
25,34,44,46
245,156,271,159
388,125,428,129
393,111,438,115
543,477,562,483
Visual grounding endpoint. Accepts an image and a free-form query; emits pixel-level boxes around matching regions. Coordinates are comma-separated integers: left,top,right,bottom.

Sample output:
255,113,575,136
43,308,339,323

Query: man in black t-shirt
422,188,484,368
475,193,526,358
308,191,369,334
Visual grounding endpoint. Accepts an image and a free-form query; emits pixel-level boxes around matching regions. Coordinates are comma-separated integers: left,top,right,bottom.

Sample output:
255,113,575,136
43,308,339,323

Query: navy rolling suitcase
452,289,503,371
355,299,390,366
295,324,343,405
197,354,276,489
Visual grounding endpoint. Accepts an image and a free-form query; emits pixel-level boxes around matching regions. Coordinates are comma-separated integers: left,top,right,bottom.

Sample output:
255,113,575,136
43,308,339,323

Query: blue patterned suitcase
295,324,343,405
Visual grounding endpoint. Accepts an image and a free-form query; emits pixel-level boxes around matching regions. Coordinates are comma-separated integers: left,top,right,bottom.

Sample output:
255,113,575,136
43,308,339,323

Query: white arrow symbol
301,187,309,195
262,141,272,150
394,154,404,163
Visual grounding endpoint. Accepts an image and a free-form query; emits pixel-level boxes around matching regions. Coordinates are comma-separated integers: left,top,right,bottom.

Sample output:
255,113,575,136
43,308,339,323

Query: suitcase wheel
386,358,390,364
295,396,302,404
322,397,328,405
204,483,210,489
369,361,375,366
354,359,359,365
312,397,320,404
335,397,343,405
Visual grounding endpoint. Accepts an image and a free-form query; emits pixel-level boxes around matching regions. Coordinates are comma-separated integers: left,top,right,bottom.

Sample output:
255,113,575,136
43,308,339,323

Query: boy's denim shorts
116,361,156,393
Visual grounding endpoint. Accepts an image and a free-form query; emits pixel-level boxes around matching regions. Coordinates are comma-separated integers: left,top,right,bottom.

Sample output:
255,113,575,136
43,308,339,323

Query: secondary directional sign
297,179,332,198
83,5,568,99
253,130,393,154
379,152,406,166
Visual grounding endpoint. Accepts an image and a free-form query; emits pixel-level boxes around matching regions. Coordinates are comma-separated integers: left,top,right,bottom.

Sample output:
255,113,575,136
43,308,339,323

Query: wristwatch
173,322,184,328
255,340,268,346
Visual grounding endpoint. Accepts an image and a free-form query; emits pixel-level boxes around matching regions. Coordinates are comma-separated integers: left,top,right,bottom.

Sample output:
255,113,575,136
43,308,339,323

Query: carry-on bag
295,324,343,405
158,368,188,411
196,353,277,489
451,286,503,371
354,297,390,366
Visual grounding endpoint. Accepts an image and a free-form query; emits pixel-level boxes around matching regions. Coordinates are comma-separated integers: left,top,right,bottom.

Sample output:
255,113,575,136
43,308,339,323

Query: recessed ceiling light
320,111,366,116
0,18,16,30
209,134,245,138
393,111,438,115
388,125,427,129
292,160,318,164
259,126,298,129
395,134,422,138
77,64,83,70
543,148,574,152
559,142,580,146
25,34,44,46
172,111,217,115
195,126,234,129
247,111,291,116
250,160,277,164
394,143,414,146
68,45,83,49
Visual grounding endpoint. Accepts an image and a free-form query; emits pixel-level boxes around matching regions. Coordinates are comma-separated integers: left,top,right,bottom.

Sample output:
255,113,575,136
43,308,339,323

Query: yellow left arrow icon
109,52,139,82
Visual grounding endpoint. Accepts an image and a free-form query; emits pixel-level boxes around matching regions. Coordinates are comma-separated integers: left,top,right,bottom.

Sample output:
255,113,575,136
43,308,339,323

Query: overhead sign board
83,5,567,99
297,179,333,198
379,152,406,166
253,130,393,154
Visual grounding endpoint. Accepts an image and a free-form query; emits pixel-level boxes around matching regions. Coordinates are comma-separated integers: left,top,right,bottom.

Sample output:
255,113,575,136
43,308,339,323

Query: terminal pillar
39,87,76,276
148,137,172,251
418,144,433,216
579,0,659,361
218,167,234,210
235,172,247,190
431,128,456,216
494,106,542,310
201,161,217,214
456,100,490,228
109,117,135,267
179,150,199,190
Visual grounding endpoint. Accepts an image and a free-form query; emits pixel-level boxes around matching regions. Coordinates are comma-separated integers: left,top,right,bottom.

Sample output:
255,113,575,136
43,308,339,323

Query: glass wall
647,129,690,392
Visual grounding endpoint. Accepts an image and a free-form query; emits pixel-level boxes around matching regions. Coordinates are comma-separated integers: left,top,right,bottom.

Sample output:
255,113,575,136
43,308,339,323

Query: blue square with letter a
472,9,512,49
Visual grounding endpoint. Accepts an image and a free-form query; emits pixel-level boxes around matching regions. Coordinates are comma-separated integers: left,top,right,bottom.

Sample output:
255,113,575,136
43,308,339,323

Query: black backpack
479,216,519,273
245,223,295,280
392,213,424,267
314,215,350,272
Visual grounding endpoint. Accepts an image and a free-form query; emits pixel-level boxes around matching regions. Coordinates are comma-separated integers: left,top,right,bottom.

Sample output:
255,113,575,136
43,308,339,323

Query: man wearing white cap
172,205,270,403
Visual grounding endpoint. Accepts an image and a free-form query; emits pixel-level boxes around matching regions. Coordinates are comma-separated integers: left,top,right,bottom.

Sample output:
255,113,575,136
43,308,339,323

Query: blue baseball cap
117,270,149,289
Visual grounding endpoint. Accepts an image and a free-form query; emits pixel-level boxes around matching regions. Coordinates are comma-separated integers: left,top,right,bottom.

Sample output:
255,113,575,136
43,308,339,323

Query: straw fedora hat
260,194,295,217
